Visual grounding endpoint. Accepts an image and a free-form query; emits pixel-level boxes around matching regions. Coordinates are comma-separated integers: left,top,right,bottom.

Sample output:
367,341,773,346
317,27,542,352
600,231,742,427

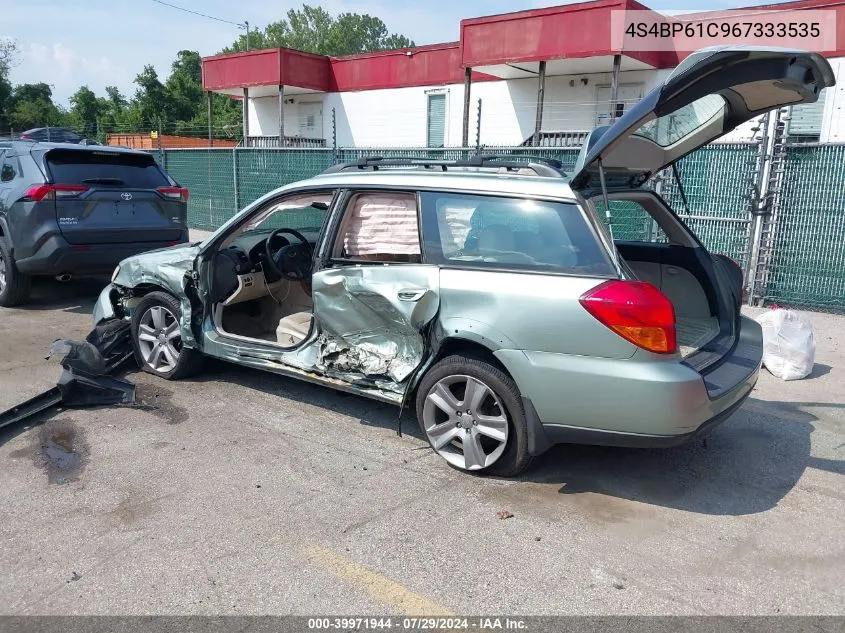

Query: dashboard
210,229,321,304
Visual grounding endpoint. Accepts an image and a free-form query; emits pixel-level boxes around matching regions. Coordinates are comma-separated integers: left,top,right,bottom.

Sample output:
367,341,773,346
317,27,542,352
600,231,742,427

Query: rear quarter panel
436,268,637,359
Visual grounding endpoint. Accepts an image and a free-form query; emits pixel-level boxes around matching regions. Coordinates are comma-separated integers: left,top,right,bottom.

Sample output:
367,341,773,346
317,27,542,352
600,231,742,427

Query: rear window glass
46,150,170,188
420,192,614,275
632,94,726,147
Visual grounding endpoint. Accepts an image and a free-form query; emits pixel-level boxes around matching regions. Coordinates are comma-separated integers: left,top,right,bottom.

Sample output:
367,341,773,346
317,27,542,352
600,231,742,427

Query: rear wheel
415,355,532,477
0,237,31,308
131,291,203,380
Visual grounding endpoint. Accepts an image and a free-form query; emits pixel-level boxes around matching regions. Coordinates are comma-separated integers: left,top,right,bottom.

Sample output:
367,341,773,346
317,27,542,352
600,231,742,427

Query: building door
595,84,644,126
299,102,323,139
427,93,446,147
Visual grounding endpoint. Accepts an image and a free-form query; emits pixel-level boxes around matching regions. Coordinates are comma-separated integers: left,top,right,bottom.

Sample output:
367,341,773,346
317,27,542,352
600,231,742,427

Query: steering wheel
264,228,314,281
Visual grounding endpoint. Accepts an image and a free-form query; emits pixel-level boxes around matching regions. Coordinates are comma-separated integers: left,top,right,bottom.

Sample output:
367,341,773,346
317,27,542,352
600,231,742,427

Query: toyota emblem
121,192,133,201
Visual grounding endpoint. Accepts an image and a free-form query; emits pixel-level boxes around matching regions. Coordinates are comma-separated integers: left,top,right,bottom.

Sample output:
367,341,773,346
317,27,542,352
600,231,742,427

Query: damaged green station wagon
93,47,833,476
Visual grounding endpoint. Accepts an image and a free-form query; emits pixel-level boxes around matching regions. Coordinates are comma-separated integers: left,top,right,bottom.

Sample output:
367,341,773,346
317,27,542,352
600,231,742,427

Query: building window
427,93,446,147
595,84,644,126
788,88,826,141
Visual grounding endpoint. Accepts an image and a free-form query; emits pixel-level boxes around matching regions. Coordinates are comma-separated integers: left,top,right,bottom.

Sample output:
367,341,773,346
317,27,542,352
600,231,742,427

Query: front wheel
130,291,203,380
415,355,532,477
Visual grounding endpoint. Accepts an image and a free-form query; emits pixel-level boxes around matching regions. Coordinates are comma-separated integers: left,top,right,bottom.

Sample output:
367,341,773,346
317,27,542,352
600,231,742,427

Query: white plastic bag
756,308,816,380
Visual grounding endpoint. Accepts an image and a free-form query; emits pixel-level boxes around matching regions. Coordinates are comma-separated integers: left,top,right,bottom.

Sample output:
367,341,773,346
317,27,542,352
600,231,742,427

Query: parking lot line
306,545,453,616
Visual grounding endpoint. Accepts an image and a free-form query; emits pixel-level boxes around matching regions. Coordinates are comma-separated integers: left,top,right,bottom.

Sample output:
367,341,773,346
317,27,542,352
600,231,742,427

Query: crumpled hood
113,242,201,289
109,242,203,349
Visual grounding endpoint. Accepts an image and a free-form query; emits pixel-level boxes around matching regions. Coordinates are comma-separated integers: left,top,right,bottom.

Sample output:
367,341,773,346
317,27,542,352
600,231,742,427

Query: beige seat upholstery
276,312,313,347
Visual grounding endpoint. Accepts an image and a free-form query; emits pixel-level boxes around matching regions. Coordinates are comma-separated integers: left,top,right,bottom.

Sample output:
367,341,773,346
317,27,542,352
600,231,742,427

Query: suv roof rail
322,154,568,178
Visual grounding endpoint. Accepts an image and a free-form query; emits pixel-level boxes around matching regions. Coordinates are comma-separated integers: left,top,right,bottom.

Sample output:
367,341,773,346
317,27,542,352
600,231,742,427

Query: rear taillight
579,280,677,354
157,186,189,202
24,184,88,201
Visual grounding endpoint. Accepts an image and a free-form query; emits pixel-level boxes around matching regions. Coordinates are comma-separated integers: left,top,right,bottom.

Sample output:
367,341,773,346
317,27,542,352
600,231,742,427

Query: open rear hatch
571,46,834,371
571,46,834,190
40,148,186,245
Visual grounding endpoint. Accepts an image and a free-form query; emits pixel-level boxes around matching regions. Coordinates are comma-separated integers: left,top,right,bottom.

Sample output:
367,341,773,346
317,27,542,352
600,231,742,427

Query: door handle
398,288,427,302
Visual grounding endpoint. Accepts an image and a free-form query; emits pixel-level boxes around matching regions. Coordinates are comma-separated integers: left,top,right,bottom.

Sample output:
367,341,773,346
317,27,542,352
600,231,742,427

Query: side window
594,199,669,243
420,192,615,275
1,154,18,183
426,94,446,148
333,192,422,263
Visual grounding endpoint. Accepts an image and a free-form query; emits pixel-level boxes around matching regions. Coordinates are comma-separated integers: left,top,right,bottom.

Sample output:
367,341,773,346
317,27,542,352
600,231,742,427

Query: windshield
631,94,727,147
221,192,333,248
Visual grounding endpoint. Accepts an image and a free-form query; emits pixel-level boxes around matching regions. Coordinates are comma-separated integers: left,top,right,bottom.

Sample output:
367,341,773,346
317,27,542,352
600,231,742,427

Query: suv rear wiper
81,177,125,185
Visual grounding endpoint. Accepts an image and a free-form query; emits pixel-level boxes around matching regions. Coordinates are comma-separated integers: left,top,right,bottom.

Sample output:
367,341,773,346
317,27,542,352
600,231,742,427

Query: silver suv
93,46,833,476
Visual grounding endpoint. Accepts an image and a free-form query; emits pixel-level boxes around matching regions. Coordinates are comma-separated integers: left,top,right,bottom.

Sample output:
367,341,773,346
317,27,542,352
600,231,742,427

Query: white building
201,0,845,148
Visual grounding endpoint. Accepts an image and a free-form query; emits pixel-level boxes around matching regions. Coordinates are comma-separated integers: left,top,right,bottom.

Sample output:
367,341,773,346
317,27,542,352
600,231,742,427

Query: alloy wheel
137,305,182,373
422,374,509,471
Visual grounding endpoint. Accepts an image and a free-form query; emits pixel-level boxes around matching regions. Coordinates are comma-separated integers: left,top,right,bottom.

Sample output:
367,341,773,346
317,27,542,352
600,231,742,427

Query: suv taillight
24,184,88,201
579,280,677,354
157,186,189,202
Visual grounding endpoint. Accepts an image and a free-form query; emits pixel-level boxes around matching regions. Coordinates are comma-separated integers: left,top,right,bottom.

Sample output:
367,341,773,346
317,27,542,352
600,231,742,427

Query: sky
3,0,803,106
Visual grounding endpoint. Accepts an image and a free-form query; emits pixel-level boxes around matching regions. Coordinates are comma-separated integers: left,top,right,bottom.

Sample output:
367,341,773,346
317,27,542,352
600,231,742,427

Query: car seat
276,312,313,346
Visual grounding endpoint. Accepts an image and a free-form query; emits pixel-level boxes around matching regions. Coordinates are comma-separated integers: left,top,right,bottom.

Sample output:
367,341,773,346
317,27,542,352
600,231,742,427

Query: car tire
415,354,532,477
130,291,203,380
0,236,31,308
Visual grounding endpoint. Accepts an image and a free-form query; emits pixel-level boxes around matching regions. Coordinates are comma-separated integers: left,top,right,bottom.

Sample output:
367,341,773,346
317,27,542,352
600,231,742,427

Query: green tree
9,82,66,131
132,65,170,127
328,13,414,55
0,38,19,132
165,50,203,123
68,85,100,135
0,38,17,77
224,4,414,55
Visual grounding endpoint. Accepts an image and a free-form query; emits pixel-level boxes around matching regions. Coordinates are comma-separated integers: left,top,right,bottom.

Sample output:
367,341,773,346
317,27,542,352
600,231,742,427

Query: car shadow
519,396,845,516
189,359,427,441
139,362,845,515
17,277,108,315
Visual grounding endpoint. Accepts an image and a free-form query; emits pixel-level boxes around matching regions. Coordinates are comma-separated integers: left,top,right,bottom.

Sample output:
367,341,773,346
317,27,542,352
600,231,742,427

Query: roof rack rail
322,154,567,178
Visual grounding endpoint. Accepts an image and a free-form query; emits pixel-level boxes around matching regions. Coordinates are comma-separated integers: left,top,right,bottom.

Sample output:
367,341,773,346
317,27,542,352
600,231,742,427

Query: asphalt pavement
0,276,842,615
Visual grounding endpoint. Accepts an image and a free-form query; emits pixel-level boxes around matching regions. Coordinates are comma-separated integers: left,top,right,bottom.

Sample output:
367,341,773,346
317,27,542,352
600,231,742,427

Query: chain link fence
156,140,845,313
762,143,845,311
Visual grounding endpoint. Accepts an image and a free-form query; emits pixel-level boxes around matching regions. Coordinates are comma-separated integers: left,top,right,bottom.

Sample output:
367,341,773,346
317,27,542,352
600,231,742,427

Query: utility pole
244,21,250,50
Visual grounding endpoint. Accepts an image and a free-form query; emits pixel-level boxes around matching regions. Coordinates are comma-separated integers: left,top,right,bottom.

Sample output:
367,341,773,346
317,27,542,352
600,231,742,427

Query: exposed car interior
209,191,427,348
593,193,725,358
208,193,332,347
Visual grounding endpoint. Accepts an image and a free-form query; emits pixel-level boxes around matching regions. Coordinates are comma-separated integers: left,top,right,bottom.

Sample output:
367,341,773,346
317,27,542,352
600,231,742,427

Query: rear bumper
534,386,753,449
496,316,763,454
15,232,189,276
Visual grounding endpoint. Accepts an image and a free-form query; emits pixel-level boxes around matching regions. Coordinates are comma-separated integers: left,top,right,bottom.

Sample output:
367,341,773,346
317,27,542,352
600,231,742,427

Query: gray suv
0,141,188,306
92,47,833,476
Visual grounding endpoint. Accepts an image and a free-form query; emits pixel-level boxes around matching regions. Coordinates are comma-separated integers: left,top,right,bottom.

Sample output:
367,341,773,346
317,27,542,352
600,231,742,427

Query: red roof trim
202,0,845,93
459,0,669,69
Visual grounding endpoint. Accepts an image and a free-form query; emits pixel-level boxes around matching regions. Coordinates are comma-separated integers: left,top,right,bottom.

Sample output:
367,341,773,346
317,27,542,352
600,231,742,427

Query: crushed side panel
311,266,440,391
